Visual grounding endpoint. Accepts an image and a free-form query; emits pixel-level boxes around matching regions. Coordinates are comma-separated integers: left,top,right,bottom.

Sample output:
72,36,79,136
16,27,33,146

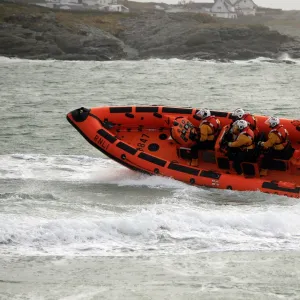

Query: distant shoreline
1,3,300,61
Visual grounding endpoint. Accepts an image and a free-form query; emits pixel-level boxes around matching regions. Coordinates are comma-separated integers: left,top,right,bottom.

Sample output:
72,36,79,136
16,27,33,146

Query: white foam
278,52,295,62
0,56,56,64
1,201,300,256
233,55,300,65
0,56,27,63
0,153,193,190
143,58,188,64
0,56,235,68
115,174,188,189
1,56,299,68
0,153,118,182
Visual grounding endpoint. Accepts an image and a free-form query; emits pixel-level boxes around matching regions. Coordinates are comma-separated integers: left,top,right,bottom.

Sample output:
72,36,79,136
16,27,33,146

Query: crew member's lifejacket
200,116,221,138
243,114,257,131
171,117,198,148
270,125,289,148
238,127,255,150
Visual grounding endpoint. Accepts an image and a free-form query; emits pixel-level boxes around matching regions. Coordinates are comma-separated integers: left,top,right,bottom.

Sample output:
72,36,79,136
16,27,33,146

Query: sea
0,55,300,300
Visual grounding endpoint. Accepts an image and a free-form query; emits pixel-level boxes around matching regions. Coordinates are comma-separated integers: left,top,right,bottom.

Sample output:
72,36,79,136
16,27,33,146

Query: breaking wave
1,55,299,66
1,201,300,256
1,153,300,256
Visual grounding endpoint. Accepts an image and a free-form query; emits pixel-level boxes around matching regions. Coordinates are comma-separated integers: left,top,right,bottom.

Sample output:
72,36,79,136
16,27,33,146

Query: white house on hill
208,0,257,18
211,0,237,19
82,0,117,6
233,0,256,15
101,4,129,12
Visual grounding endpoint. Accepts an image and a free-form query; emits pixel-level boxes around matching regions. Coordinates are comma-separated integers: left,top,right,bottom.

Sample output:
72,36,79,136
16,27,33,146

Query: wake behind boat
67,106,300,198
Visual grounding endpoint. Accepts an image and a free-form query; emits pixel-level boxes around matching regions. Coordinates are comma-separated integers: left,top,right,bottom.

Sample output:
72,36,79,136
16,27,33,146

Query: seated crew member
232,108,259,138
190,108,221,167
259,116,294,176
227,120,256,175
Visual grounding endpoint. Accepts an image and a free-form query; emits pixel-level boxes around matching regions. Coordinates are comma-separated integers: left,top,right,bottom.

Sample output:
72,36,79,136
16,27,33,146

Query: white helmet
196,108,211,119
265,116,280,128
233,119,248,131
232,108,245,119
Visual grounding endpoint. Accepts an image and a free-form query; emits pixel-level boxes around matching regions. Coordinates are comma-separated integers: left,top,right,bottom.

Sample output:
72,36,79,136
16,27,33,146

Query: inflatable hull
67,106,300,199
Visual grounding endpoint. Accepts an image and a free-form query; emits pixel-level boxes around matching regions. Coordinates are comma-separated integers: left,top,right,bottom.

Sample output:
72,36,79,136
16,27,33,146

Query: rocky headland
1,2,300,61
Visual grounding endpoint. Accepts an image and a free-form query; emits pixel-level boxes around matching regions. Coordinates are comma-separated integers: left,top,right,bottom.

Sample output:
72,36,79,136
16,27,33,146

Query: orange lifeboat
66,106,300,199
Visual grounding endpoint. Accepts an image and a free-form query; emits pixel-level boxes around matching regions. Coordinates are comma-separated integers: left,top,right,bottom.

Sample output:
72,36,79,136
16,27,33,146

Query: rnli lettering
136,133,150,152
94,134,109,150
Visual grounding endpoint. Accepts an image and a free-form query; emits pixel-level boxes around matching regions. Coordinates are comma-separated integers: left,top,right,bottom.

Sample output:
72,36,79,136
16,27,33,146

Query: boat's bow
67,107,91,124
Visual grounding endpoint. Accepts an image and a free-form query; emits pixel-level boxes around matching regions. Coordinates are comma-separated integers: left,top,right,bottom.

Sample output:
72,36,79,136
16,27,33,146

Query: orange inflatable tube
67,105,300,199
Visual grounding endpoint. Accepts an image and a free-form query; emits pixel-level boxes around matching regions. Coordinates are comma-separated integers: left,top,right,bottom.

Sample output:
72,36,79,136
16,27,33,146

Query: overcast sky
238,0,300,10
147,0,300,10
239,0,300,10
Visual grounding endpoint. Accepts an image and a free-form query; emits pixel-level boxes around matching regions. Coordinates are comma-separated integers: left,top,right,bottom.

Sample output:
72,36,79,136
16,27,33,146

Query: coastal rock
0,9,128,60
118,12,300,60
278,39,300,58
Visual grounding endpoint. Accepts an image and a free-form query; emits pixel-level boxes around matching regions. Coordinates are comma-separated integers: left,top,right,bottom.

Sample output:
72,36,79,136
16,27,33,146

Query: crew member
259,116,294,176
232,108,259,138
190,108,221,167
227,120,256,175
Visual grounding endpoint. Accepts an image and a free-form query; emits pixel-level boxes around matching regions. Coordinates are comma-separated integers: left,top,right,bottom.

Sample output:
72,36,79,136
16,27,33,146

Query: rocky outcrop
0,12,129,60
1,4,300,61
118,12,300,60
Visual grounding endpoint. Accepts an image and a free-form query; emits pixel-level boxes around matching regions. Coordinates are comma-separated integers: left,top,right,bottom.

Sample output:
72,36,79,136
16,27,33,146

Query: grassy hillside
0,2,50,21
0,2,135,35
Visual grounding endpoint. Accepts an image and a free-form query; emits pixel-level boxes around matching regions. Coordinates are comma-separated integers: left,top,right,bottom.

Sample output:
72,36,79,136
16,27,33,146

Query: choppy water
1,55,300,299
